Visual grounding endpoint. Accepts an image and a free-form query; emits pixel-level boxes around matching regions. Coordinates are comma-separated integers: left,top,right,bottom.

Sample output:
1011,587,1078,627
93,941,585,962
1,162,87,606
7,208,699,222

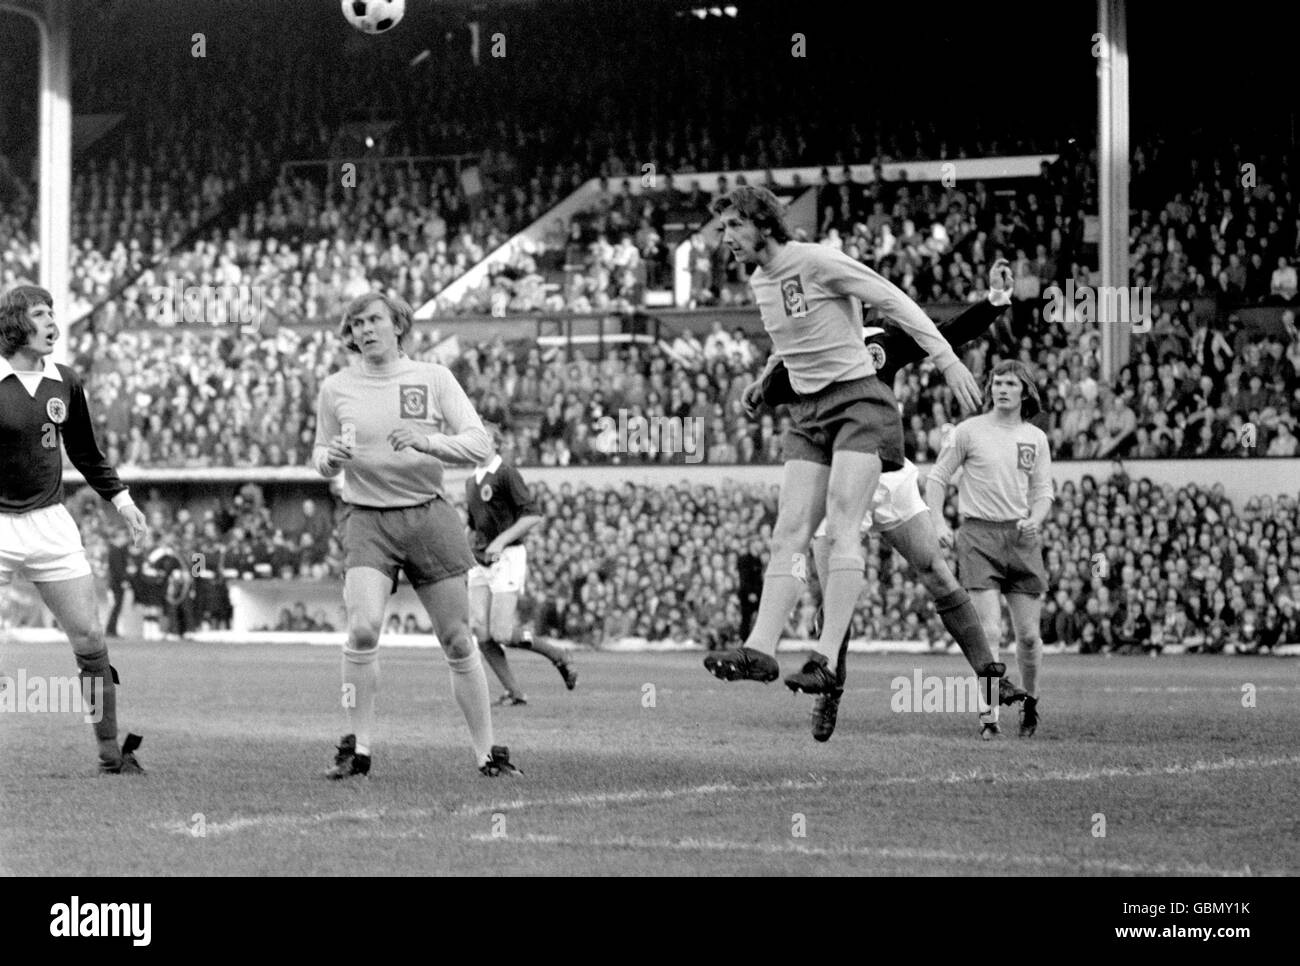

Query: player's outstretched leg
472,583,525,703
36,576,144,774
706,460,827,684
480,637,527,705
879,513,1026,705
785,452,874,695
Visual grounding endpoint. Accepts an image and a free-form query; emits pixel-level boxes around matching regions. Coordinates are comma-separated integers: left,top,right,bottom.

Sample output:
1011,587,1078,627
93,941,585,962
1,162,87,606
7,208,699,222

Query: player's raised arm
422,365,492,465
870,257,1014,386
816,248,982,412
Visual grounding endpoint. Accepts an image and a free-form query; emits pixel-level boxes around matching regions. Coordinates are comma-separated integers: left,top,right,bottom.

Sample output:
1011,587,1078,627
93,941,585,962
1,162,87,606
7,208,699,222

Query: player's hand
1016,518,1040,540
323,435,355,469
388,426,429,454
988,258,1013,306
119,504,148,549
934,515,955,551
741,378,764,417
484,538,506,564
942,359,982,414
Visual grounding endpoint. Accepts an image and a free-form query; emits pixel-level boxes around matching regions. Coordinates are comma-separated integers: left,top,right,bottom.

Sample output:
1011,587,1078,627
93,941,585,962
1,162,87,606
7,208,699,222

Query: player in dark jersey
0,285,149,774
763,261,1030,740
466,428,577,704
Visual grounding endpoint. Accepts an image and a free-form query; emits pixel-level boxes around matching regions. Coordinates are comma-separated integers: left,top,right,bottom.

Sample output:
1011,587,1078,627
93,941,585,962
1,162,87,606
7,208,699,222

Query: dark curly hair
0,284,52,358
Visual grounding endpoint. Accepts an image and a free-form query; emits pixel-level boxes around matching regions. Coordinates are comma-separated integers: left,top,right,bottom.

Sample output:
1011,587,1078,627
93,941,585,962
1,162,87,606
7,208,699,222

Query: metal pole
1097,0,1130,380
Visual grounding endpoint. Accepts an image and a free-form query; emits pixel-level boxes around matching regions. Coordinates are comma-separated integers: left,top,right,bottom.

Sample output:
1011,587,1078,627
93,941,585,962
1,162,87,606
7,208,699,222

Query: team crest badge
480,483,493,502
46,397,67,424
399,385,429,420
866,342,887,370
780,277,808,318
1017,442,1036,472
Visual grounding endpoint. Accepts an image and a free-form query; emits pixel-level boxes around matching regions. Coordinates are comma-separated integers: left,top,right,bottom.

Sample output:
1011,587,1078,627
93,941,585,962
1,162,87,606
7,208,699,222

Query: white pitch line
467,832,1265,876
156,754,1300,837
457,753,1300,816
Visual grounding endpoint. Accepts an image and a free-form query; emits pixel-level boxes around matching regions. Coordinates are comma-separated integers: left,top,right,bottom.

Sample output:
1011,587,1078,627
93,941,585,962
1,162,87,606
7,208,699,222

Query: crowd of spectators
63,282,1300,471
515,471,1300,651
62,469,1300,652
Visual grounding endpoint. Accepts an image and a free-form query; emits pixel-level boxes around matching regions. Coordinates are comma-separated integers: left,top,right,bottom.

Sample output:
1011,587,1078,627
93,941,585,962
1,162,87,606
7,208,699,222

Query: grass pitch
1,640,1296,876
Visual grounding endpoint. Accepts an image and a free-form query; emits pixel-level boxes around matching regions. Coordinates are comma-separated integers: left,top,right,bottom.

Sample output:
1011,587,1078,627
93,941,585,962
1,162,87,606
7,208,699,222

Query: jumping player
795,260,1029,741
467,431,577,705
703,186,981,695
926,359,1054,738
314,292,519,778
0,285,149,774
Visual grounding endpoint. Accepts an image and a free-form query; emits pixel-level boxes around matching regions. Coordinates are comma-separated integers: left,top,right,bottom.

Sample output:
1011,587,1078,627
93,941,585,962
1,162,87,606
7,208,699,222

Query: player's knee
68,625,104,655
916,554,957,595
348,623,381,651
442,623,475,659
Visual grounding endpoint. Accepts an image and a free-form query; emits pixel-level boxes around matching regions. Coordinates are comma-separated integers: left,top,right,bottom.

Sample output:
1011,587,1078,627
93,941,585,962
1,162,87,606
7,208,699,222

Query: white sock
448,649,494,765
978,640,1001,724
342,646,378,753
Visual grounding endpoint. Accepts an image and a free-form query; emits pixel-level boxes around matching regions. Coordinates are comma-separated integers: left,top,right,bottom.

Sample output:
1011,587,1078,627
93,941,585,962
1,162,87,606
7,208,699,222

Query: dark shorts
782,375,904,471
343,498,474,590
956,518,1047,596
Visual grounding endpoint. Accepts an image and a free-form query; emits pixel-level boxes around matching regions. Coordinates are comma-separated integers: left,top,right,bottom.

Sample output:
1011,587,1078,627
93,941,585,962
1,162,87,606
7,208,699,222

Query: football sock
810,532,830,609
447,649,494,765
342,646,378,754
75,648,118,756
745,552,809,656
978,641,1002,723
815,554,866,665
934,589,998,674
479,638,523,697
1018,638,1042,697
517,631,566,665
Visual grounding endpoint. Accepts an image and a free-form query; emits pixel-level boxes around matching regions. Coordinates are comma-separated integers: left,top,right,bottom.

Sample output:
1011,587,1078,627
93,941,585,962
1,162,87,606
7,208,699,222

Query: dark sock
934,589,998,675
479,638,523,696
75,648,119,756
517,634,566,665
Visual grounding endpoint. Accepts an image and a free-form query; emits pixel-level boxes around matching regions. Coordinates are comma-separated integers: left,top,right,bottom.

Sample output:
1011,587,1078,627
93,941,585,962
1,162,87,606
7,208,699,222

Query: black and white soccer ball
341,0,405,34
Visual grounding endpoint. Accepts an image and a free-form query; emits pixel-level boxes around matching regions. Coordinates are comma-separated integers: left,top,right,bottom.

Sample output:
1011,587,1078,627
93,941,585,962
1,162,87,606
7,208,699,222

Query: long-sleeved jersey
750,241,960,395
0,356,128,514
928,413,1054,522
314,356,491,507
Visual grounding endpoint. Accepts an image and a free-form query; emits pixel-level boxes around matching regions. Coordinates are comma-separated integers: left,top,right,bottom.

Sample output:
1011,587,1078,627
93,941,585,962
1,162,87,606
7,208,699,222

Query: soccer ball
341,0,405,34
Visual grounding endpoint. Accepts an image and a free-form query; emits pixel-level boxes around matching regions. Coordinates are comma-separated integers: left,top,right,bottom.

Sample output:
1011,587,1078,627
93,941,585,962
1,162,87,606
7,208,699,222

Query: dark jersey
465,458,539,565
0,360,126,514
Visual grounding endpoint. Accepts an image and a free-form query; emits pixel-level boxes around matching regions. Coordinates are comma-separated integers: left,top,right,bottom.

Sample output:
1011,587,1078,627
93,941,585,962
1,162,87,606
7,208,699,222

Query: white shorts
467,545,527,594
814,459,926,539
0,504,93,585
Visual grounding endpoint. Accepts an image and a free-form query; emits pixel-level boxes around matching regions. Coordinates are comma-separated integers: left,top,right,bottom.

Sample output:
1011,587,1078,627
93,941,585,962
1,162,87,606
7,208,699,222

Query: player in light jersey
703,186,981,696
792,261,1029,741
0,285,149,774
466,431,577,705
926,360,1054,738
314,292,519,778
